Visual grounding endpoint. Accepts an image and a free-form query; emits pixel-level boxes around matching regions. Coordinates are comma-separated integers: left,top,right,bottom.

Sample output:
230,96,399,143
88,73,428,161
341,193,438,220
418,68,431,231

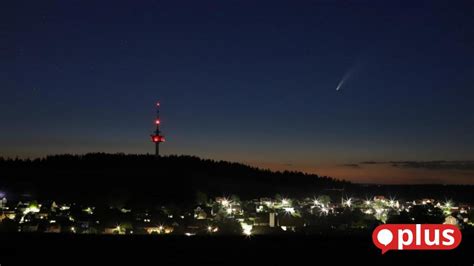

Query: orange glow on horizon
245,161,474,185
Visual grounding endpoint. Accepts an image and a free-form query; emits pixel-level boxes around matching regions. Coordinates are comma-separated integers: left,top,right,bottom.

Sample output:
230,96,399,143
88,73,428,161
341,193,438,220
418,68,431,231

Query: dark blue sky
2,1,474,183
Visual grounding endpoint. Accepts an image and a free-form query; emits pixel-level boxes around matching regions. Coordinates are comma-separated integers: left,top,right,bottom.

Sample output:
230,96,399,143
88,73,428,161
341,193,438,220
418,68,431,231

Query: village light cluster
0,193,472,236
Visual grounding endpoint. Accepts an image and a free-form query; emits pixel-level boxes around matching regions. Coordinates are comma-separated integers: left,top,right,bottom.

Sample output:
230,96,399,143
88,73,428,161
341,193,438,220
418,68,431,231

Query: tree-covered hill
0,153,349,205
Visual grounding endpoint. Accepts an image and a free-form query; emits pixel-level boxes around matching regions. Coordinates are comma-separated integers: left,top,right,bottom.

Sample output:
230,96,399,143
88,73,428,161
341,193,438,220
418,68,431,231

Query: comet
335,65,359,91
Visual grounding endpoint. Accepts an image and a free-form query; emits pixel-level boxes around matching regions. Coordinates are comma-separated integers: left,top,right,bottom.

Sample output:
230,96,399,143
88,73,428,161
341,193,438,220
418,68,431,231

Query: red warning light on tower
152,136,165,143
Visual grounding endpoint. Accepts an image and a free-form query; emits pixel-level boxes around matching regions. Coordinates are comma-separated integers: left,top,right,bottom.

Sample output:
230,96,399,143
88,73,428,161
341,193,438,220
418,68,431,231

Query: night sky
3,1,474,184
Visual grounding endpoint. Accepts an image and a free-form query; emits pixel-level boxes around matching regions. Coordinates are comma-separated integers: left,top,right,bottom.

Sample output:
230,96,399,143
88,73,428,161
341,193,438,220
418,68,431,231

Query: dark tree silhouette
0,153,349,206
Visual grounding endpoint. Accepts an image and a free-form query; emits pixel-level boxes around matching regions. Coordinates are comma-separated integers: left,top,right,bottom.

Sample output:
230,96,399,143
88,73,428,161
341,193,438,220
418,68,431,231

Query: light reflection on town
0,193,472,236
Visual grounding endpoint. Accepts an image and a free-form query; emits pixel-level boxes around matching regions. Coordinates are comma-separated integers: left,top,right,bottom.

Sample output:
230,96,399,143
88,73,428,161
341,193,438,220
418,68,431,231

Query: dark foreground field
0,232,472,265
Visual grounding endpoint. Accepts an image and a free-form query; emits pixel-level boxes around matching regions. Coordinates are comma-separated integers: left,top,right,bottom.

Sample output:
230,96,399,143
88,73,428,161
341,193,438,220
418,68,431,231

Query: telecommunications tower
150,101,165,157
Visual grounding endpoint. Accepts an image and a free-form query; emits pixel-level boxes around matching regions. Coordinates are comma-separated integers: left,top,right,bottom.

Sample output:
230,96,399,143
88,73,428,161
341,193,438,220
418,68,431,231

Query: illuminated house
194,206,208,220
0,210,15,221
0,197,7,209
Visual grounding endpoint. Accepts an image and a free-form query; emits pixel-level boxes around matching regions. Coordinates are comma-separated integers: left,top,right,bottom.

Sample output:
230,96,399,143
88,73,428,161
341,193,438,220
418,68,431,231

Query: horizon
2,152,474,185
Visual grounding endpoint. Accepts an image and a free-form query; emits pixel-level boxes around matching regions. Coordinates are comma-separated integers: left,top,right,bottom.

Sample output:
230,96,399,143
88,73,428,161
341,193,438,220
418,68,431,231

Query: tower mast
150,101,165,157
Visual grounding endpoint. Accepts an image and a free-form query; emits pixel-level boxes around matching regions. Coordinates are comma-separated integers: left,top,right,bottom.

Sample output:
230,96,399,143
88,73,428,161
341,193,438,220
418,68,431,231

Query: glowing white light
241,223,253,236
444,200,453,209
320,207,329,215
343,198,352,208
221,199,230,207
23,206,40,215
83,207,94,214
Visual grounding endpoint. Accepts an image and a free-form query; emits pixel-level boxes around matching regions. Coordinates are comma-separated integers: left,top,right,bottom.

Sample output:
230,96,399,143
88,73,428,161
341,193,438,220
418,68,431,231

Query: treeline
0,153,350,206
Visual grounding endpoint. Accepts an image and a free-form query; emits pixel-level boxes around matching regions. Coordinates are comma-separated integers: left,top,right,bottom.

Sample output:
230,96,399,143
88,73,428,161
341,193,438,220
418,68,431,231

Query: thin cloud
340,163,361,168
391,161,474,171
359,160,474,171
359,161,381,165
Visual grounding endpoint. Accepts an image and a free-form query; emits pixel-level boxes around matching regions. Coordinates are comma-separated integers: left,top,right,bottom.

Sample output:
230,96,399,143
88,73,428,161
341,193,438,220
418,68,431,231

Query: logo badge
372,224,462,254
